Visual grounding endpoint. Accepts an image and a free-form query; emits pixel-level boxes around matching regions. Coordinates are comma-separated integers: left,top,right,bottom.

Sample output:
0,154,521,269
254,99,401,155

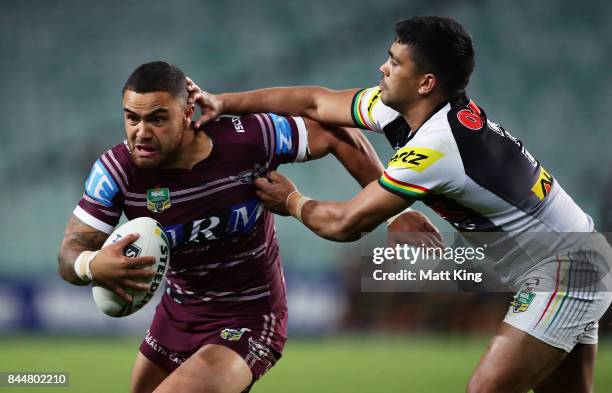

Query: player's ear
418,73,436,95
183,103,195,128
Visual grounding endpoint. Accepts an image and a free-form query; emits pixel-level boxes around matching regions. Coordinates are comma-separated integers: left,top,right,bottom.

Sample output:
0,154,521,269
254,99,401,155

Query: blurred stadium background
1,0,612,391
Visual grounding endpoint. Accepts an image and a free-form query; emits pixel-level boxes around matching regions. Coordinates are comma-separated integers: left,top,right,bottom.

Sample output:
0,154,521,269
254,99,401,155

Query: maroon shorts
139,294,287,387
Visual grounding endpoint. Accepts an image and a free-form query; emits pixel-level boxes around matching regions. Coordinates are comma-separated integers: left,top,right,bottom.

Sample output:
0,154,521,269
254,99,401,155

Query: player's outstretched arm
58,215,155,301
254,172,413,242
303,118,383,187
186,77,359,129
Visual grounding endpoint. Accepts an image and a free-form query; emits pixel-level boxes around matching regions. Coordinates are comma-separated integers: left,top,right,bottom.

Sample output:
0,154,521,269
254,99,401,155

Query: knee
130,377,155,393
194,373,233,393
195,384,225,393
130,371,166,393
130,353,168,393
190,371,245,393
192,346,252,393
467,372,521,393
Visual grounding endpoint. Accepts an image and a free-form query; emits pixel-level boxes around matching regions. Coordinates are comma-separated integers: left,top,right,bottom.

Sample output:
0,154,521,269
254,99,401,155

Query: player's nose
134,123,153,140
379,59,390,76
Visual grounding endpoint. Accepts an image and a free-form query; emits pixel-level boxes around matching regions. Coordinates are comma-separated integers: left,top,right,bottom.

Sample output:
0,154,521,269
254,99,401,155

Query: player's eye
152,116,167,125
126,114,139,125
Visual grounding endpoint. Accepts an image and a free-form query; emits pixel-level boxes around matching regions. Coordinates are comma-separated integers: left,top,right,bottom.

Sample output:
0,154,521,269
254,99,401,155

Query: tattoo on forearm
68,231,107,250
58,216,108,278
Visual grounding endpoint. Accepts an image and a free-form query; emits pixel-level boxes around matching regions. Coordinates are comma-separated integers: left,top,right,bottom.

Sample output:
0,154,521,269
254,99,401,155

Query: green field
1,335,611,392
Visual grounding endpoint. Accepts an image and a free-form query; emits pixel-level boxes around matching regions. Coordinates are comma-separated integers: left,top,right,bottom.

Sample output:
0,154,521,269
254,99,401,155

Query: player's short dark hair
123,61,187,101
395,16,475,97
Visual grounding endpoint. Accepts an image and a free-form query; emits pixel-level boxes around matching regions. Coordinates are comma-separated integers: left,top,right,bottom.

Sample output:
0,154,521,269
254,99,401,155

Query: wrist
286,190,311,222
217,93,230,114
73,250,98,283
386,207,415,226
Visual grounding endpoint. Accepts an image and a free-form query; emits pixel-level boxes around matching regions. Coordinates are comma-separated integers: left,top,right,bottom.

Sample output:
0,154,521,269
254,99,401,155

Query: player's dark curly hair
395,16,475,97
123,61,187,101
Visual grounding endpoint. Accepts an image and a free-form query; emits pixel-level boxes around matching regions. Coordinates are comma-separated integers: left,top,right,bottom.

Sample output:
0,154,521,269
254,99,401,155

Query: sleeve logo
268,113,293,155
387,146,444,173
531,166,553,201
366,88,382,125
84,160,119,206
457,100,484,130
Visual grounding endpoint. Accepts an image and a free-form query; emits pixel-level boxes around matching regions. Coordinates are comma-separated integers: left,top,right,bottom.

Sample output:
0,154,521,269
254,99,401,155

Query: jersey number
457,100,484,130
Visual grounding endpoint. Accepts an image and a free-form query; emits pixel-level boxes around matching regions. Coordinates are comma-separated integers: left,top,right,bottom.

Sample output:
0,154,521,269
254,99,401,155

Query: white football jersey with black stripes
353,87,597,277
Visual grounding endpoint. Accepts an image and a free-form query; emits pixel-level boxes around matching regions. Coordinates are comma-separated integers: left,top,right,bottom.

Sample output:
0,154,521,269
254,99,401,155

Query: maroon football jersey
74,113,308,317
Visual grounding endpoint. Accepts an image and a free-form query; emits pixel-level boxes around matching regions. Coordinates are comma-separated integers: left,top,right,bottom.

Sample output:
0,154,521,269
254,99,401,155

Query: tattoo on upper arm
63,215,108,252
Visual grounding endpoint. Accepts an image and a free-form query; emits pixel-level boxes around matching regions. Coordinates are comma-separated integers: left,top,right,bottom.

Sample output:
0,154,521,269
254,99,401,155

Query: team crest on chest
147,187,171,213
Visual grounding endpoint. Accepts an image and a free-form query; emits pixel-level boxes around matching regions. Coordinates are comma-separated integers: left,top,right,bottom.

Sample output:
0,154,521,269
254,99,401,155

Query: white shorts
504,233,612,352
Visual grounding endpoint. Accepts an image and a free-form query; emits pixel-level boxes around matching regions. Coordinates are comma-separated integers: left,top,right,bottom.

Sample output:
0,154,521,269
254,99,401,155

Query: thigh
131,351,170,393
141,296,287,392
467,322,567,393
534,343,596,393
153,344,252,393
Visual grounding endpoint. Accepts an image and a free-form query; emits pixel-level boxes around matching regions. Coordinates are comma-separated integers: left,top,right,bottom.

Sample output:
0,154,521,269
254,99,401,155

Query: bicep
302,117,337,159
303,117,380,163
312,88,361,127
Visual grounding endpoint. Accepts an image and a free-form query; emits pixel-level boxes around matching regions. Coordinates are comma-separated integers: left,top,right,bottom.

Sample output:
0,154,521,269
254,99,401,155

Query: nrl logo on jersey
512,278,541,313
220,328,251,341
147,187,171,213
512,288,535,313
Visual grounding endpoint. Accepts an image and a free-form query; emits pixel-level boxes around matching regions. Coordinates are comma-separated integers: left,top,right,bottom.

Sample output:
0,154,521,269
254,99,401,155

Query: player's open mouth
135,144,158,157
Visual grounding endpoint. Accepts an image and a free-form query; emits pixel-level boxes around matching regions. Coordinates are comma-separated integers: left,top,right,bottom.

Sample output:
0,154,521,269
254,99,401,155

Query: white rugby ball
92,217,170,317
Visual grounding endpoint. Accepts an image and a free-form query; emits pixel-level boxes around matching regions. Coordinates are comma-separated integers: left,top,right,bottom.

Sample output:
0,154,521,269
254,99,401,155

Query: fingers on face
186,77,199,90
188,92,201,105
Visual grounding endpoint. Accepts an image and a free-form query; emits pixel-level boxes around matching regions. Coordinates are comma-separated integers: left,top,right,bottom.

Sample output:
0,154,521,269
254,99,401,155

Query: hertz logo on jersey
531,166,554,201
387,146,444,173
